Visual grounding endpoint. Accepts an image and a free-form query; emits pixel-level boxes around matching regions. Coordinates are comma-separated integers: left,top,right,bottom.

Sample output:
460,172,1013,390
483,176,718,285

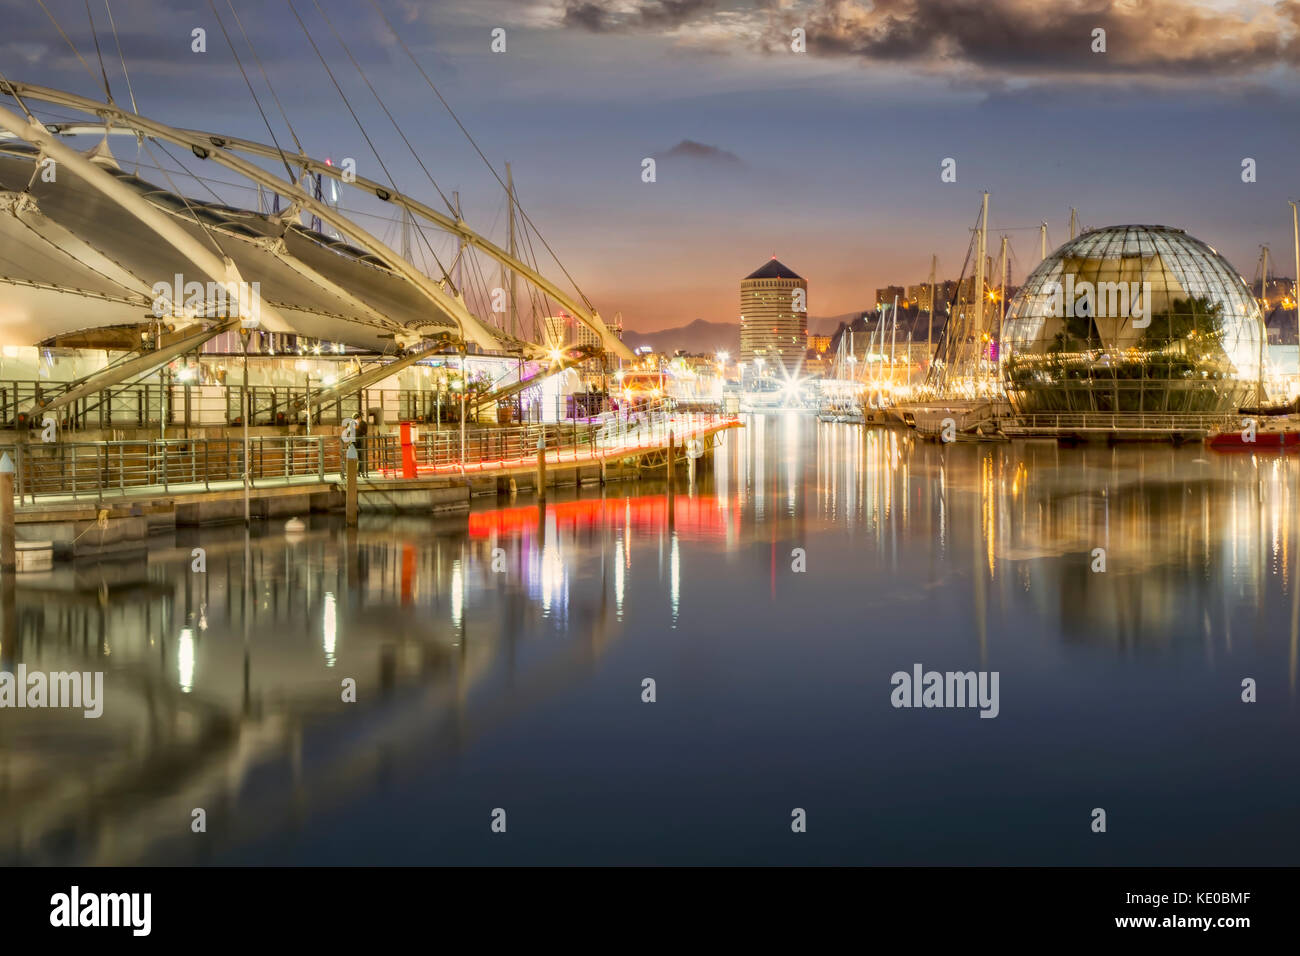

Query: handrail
0,408,737,501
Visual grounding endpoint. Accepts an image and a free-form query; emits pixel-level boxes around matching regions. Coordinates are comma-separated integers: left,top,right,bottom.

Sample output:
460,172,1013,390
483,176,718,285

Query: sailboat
817,328,866,422
1208,231,1300,449
895,191,1012,440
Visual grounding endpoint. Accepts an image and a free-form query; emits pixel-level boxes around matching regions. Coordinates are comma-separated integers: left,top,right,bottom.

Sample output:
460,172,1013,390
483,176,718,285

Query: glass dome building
1002,226,1265,414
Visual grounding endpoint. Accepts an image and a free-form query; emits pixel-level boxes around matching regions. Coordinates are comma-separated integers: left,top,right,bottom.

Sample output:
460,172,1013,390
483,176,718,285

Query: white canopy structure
0,81,633,366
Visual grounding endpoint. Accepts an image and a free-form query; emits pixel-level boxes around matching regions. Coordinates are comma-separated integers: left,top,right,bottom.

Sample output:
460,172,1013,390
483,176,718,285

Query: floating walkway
5,413,739,560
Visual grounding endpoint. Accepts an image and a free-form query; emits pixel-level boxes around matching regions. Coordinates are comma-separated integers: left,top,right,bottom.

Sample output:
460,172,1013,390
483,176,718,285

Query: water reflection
1,413,1298,864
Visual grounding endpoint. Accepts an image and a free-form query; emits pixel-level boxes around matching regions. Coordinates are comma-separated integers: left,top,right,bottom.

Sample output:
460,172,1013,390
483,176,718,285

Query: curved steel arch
0,80,634,362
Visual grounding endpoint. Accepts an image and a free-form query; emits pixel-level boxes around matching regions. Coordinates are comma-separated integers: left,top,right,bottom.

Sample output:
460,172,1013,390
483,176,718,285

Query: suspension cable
35,0,105,95
151,137,227,204
209,0,298,185
102,0,138,115
285,0,453,287
365,0,596,314
138,137,229,258
83,0,116,104
305,0,462,288
224,0,308,159
311,0,458,218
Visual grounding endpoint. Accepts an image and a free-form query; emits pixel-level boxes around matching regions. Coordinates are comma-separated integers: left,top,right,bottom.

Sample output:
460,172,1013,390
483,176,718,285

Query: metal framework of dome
1002,225,1266,414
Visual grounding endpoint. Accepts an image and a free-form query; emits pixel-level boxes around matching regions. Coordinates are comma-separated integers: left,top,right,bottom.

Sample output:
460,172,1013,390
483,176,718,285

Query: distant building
544,312,602,351
740,258,808,375
908,279,968,313
875,285,905,308
808,334,831,355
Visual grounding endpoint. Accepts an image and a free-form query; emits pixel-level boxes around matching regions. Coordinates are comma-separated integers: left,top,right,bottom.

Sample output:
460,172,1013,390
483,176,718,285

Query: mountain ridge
620,315,854,354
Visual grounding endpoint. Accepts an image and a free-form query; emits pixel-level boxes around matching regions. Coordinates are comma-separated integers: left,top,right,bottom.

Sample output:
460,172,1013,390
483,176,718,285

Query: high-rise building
740,258,807,375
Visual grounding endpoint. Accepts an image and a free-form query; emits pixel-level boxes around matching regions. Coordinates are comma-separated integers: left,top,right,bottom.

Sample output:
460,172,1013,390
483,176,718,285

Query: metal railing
1,407,736,502
0,378,614,430
2,436,338,502
1001,411,1238,434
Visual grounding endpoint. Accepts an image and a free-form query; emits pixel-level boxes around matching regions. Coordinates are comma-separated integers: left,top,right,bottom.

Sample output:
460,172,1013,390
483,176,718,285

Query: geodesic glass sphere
1002,225,1265,414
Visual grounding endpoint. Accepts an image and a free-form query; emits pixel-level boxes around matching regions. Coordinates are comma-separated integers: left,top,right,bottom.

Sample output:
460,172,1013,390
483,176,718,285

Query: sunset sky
4,0,1300,331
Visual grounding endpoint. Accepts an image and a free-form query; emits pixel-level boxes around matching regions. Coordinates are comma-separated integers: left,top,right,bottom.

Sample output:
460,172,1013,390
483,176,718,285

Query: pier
3,411,739,559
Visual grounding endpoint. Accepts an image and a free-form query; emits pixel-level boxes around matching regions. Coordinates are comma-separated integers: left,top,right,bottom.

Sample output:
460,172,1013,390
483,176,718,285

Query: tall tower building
740,257,807,376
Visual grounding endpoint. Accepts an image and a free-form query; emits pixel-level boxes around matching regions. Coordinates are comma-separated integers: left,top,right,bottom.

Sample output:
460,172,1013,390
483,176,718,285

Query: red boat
1208,426,1300,449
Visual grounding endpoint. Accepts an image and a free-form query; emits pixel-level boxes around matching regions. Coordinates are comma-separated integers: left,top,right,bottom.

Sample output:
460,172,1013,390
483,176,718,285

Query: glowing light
614,534,625,621
178,627,195,693
451,560,463,628
323,591,338,667
670,532,680,628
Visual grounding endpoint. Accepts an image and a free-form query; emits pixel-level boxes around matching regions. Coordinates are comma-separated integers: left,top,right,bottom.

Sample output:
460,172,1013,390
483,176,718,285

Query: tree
1141,295,1222,350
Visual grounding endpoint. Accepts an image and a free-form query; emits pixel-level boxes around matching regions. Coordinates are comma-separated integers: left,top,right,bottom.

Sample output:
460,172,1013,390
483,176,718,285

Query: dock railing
1001,411,1238,436
1,405,737,503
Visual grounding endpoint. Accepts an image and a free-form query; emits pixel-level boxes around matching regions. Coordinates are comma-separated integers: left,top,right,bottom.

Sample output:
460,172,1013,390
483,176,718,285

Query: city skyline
3,0,1300,332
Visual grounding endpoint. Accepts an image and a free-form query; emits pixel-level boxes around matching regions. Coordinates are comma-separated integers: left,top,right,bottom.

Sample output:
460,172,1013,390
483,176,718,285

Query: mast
1292,201,1300,373
1260,245,1269,402
998,235,1009,358
927,253,937,384
1068,207,1078,241
973,191,988,391
1040,221,1047,261
868,318,879,387
891,294,899,390
506,162,518,339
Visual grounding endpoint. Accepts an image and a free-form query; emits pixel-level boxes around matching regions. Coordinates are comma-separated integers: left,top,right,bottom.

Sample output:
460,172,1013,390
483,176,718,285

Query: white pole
242,339,250,527
1292,201,1300,397
459,348,467,466
975,192,988,391
1261,246,1269,402
890,294,898,391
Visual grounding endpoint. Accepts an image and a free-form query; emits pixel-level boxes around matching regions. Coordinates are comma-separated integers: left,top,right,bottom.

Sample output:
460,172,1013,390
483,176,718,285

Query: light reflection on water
1,413,1298,865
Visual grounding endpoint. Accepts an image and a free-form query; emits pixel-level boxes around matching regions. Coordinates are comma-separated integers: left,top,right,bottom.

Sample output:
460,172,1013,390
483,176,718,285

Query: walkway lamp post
241,332,250,527
459,346,468,467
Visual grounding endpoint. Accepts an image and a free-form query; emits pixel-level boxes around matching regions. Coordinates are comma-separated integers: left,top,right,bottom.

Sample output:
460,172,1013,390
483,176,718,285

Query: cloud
546,0,1300,84
557,0,721,32
792,0,1294,77
656,139,744,165
563,3,613,31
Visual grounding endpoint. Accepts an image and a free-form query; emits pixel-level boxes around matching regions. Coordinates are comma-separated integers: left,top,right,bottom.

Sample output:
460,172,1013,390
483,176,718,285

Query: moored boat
1208,419,1300,449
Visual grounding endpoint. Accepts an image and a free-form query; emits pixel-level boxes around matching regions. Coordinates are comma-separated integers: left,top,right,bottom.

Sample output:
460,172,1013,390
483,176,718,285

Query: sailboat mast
1260,245,1269,402
973,191,988,391
1292,201,1300,370
998,235,1009,372
891,294,899,391
927,254,937,386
